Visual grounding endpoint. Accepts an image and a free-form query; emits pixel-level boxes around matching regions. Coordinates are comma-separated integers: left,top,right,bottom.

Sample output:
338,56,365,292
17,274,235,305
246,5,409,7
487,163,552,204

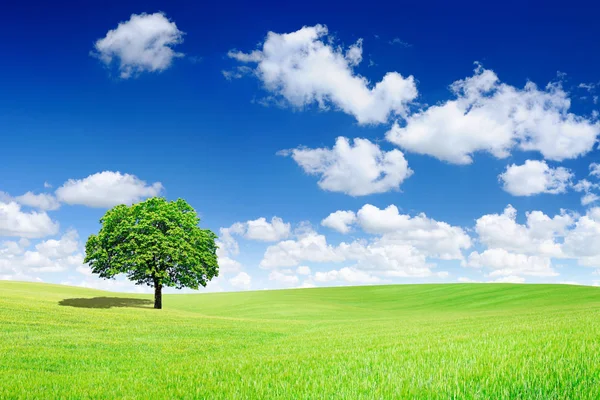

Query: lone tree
84,197,218,309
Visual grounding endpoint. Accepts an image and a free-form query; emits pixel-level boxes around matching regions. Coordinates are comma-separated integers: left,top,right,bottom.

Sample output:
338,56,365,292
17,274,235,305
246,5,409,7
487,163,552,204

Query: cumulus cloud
260,227,449,279
355,204,472,259
216,247,242,273
0,201,59,238
229,272,252,290
227,24,418,124
281,137,413,196
321,210,356,234
0,230,84,281
92,12,184,78
314,267,381,284
471,205,600,271
262,203,469,282
15,192,60,211
245,217,291,241
55,171,163,208
387,64,599,164
475,205,573,258
573,179,600,206
590,163,600,178
465,248,557,277
296,266,311,275
563,208,600,267
499,160,573,196
268,270,300,286
260,230,342,268
216,217,291,277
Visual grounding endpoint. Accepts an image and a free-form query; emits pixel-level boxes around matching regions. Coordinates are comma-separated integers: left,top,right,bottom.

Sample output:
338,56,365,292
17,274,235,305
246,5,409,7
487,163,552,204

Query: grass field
1,281,600,399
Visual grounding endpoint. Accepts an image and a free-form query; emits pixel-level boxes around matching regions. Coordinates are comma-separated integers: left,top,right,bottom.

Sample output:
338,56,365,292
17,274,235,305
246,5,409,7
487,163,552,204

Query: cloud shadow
58,297,153,309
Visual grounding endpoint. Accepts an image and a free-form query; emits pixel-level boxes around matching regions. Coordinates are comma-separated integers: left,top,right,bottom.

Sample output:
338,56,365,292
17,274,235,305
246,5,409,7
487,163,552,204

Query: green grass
2,282,600,399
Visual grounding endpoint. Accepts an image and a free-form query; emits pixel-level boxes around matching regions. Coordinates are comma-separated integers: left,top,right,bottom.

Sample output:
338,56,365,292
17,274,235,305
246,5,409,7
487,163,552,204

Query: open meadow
1,281,600,399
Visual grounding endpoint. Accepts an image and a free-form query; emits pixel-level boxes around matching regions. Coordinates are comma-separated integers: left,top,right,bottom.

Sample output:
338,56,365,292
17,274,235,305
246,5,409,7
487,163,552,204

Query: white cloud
0,230,84,278
0,201,59,238
92,12,184,79
573,179,600,206
387,64,599,164
281,137,413,196
216,247,242,273
229,272,252,290
321,210,356,234
563,208,600,267
457,277,481,283
355,204,471,259
268,270,300,286
582,193,600,206
474,205,573,257
590,163,600,178
492,275,525,283
389,38,411,47
228,24,418,124
43,182,52,189
298,280,316,288
296,266,311,275
314,267,381,284
15,192,60,211
220,217,290,245
465,248,557,277
260,227,447,279
245,217,291,241
35,229,79,259
260,231,343,268
55,171,163,208
499,160,573,196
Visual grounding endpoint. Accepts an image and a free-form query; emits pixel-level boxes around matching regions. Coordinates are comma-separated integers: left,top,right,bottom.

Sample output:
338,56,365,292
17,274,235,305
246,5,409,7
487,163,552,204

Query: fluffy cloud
221,217,290,244
590,163,600,178
314,267,381,284
215,247,242,273
387,64,599,164
0,230,84,280
55,171,163,208
260,228,448,279
465,248,557,277
296,266,311,275
0,201,59,238
475,205,573,257
321,210,356,234
260,231,342,268
228,24,418,124
563,208,600,266
492,275,526,283
262,203,469,281
355,204,472,259
245,217,291,241
15,192,60,211
281,137,413,196
573,179,600,206
229,272,252,290
472,206,600,270
268,270,300,286
499,160,573,196
92,12,184,79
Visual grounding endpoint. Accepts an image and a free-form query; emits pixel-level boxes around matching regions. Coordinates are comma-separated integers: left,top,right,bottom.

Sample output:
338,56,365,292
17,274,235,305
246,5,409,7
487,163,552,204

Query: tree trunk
154,281,162,309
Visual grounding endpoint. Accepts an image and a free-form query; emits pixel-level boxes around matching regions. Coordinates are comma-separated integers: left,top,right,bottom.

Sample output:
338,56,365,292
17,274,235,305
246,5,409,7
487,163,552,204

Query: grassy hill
1,281,600,399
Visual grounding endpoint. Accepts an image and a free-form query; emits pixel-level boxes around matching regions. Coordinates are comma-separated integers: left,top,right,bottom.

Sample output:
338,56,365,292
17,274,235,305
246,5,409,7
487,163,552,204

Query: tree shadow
58,297,153,309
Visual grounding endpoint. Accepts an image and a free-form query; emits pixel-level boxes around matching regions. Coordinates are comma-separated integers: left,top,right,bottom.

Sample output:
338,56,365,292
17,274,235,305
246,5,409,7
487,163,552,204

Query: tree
84,197,218,309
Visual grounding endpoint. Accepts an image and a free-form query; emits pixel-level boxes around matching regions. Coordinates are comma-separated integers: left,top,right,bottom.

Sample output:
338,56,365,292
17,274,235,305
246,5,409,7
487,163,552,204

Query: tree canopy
84,197,218,309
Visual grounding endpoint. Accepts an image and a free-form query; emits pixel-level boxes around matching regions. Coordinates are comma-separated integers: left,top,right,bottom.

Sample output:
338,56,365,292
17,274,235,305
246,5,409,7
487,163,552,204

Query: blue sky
2,0,600,292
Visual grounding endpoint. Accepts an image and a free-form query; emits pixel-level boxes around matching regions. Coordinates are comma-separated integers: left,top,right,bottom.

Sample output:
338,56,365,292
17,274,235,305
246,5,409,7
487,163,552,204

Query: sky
2,0,600,292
